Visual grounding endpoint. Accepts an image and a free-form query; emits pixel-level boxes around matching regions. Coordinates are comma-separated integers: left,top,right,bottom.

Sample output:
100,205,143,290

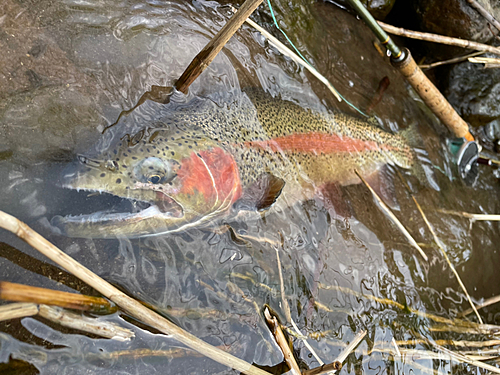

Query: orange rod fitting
392,48,474,142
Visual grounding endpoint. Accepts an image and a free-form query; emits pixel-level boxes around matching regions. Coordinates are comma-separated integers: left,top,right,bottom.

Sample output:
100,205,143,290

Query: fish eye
148,175,162,184
134,157,179,185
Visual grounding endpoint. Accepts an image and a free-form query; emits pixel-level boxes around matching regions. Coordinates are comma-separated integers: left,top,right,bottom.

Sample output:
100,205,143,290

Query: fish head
52,130,242,238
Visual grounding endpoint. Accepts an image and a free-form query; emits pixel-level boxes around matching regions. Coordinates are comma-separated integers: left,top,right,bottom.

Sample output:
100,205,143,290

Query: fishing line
265,0,368,117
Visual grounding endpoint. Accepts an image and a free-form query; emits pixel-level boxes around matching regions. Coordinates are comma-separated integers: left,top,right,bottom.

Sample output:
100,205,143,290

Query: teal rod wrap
345,0,402,58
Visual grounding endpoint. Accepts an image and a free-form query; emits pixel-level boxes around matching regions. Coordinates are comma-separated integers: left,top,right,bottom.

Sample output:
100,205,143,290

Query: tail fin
400,125,440,191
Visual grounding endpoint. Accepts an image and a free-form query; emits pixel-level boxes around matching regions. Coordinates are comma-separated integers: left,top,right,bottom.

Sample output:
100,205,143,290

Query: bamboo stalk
378,21,500,56
0,210,271,375
354,170,428,261
264,307,301,375
0,302,39,321
175,0,263,93
0,281,116,314
38,305,134,341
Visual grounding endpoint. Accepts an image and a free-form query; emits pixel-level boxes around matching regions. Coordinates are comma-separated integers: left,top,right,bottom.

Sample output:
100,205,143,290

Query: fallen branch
175,0,263,93
378,21,500,56
0,281,116,313
0,210,271,375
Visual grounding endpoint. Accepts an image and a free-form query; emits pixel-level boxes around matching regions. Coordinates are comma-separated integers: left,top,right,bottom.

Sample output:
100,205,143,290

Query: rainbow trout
52,90,419,238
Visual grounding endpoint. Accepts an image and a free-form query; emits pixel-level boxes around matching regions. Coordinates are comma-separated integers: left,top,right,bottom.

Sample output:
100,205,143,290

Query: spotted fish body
53,90,417,238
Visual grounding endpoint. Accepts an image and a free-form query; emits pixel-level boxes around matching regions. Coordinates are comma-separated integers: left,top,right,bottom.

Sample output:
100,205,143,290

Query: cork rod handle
392,48,474,141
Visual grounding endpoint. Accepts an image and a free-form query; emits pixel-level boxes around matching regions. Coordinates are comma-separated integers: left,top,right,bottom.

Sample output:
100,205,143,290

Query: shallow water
1,0,500,374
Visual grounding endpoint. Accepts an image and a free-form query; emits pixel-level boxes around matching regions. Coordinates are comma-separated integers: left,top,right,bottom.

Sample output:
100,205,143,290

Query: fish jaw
52,142,242,238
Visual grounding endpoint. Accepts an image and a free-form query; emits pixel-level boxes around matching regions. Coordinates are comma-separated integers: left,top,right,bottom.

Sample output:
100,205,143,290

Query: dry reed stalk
469,56,500,68
378,21,500,55
230,6,341,101
466,0,500,32
38,305,134,341
319,283,500,334
275,246,292,323
396,173,483,323
264,307,301,375
419,51,485,69
0,281,115,313
425,338,500,374
396,338,500,348
175,0,263,93
436,208,500,221
354,170,428,260
461,294,500,317
0,210,271,375
0,302,39,321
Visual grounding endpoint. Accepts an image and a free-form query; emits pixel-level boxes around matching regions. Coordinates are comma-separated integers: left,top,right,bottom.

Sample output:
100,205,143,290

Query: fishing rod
345,0,481,185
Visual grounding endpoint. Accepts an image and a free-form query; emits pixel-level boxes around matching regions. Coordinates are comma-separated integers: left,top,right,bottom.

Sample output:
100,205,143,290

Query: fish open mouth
51,186,184,229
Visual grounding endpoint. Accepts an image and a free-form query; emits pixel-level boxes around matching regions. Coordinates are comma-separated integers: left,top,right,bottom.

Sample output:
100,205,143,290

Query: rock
412,0,500,43
446,58,500,126
326,0,396,19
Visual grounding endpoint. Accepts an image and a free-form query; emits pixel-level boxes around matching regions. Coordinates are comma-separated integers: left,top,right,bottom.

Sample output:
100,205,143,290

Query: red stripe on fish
245,132,381,154
176,148,242,206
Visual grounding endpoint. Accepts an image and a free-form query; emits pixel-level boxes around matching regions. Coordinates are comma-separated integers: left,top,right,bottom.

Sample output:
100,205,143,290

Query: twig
302,361,342,375
378,21,500,56
396,172,482,323
264,307,301,375
0,302,39,321
461,294,500,317
0,210,271,375
230,5,341,102
436,208,500,222
0,281,116,313
38,305,134,341
175,0,263,93
469,56,500,68
419,51,485,69
354,170,428,261
466,0,500,32
88,347,200,362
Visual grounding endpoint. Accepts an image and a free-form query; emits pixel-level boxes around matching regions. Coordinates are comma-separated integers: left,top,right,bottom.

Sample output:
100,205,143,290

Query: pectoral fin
233,173,285,212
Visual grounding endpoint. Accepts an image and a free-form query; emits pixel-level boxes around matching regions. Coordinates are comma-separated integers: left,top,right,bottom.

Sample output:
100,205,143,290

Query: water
1,0,500,374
